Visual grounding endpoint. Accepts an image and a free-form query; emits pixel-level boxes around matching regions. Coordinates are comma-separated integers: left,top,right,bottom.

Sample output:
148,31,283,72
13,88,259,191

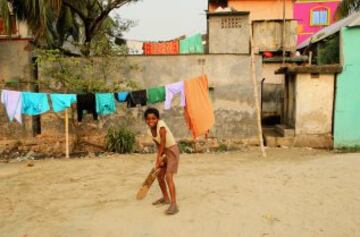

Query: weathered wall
262,63,284,84
208,13,250,54
295,73,334,135
0,40,33,141
334,27,360,148
228,0,294,20
253,20,298,53
261,63,284,120
38,54,262,147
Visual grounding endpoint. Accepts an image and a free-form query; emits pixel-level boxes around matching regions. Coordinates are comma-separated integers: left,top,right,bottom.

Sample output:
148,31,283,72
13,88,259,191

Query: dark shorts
163,145,180,174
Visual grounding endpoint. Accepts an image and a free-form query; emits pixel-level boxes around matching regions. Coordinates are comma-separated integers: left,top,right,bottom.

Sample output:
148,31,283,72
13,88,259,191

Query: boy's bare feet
152,198,170,205
165,204,179,215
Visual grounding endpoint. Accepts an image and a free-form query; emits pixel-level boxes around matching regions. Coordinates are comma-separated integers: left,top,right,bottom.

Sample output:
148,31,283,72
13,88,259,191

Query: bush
178,140,194,154
106,127,136,154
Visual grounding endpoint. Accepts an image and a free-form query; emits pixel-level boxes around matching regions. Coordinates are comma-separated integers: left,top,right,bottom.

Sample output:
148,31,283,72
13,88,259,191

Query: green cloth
95,93,116,115
180,33,204,54
147,86,166,104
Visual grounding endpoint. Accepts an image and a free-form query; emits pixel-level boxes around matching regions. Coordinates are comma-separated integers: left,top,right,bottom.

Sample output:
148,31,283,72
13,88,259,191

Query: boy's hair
144,107,160,119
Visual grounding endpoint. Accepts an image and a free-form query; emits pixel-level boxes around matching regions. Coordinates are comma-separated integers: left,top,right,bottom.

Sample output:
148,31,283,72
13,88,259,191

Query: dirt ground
1,148,360,237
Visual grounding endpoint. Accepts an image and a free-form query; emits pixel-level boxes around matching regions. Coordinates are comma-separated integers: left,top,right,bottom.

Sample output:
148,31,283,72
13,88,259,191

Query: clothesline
1,75,215,139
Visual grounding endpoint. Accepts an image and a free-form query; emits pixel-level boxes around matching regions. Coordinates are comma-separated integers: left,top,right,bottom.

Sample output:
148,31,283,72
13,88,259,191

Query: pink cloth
164,81,186,110
1,90,22,124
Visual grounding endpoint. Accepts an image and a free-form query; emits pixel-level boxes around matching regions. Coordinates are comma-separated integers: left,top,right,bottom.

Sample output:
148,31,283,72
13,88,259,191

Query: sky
114,0,208,41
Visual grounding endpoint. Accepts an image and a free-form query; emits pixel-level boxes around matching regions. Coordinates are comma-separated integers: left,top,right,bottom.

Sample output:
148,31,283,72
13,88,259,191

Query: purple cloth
164,81,186,110
1,90,22,124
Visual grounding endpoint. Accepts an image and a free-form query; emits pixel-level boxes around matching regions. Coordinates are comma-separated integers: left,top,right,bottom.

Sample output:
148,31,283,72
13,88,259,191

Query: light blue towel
96,93,116,115
21,92,50,116
50,94,77,113
117,92,129,102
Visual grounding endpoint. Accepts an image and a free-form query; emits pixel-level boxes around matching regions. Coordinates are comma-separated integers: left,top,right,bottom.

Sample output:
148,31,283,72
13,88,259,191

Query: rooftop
275,64,343,75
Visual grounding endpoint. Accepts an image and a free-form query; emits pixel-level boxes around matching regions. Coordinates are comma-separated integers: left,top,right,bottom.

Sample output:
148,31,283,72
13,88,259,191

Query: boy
144,108,180,215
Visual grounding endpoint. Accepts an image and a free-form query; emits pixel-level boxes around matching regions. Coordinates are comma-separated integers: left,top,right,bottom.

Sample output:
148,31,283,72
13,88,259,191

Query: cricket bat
136,156,166,200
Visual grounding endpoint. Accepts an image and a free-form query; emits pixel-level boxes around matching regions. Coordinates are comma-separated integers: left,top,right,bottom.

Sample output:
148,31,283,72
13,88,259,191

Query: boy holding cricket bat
144,108,180,215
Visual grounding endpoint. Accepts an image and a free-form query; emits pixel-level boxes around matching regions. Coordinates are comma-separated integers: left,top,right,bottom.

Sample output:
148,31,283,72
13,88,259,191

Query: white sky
114,0,208,41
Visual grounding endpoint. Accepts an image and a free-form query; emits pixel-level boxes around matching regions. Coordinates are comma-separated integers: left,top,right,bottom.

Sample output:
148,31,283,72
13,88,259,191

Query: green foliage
35,49,138,93
216,143,228,152
317,34,340,65
0,0,138,53
336,0,360,18
178,140,193,154
106,127,136,154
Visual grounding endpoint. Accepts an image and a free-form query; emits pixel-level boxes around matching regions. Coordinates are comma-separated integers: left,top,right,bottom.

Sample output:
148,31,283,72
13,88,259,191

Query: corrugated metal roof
297,11,360,49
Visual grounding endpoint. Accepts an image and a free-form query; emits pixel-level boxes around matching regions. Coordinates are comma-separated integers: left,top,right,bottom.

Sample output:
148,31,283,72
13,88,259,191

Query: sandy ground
1,148,360,237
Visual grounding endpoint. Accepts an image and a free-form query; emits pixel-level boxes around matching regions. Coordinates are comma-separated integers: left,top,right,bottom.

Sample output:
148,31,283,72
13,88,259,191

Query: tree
336,0,360,18
0,0,138,55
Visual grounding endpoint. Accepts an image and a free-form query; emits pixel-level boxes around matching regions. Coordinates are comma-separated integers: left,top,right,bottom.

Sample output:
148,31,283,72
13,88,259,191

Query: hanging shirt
184,75,215,138
147,86,166,104
147,120,177,148
180,33,204,54
115,92,129,103
21,92,50,116
126,90,147,108
76,94,98,122
50,94,77,113
1,90,22,124
95,93,116,115
164,81,186,110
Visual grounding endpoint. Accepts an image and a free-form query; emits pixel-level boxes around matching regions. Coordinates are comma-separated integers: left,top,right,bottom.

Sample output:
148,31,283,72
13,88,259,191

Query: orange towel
184,75,215,138
143,41,179,55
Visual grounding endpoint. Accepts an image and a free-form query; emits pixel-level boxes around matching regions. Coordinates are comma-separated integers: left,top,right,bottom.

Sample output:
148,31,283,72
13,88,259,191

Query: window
311,7,329,26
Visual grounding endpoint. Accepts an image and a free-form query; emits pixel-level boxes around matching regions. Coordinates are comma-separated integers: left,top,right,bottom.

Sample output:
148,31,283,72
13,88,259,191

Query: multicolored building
294,0,341,45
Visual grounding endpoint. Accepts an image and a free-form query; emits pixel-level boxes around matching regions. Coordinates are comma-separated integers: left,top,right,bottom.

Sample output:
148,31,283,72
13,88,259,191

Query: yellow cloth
184,75,215,138
148,120,177,148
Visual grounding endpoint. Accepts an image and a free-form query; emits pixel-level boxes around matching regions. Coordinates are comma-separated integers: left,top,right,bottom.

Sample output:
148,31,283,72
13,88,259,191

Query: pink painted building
294,0,341,45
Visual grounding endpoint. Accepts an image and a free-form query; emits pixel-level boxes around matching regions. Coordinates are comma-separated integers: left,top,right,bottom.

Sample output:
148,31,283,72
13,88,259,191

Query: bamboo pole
65,108,70,159
250,24,267,158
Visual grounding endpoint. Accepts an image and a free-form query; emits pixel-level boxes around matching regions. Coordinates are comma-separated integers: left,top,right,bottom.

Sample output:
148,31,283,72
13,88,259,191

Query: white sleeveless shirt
147,120,176,148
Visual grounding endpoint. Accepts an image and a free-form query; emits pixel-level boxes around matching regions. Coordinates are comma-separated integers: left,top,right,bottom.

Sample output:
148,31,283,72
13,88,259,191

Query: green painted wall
334,27,360,148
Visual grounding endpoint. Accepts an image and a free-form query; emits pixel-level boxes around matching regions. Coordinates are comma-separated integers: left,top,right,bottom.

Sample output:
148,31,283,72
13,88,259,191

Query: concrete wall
261,63,284,120
208,14,250,54
295,73,334,135
37,54,262,146
334,27,360,148
253,20,298,53
0,40,33,141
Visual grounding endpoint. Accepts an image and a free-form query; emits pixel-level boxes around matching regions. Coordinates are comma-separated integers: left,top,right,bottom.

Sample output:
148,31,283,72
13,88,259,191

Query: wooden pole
65,108,70,159
250,23,267,158
282,0,287,65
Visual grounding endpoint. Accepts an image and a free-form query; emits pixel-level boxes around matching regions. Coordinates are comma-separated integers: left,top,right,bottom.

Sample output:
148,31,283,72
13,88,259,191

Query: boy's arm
155,127,167,168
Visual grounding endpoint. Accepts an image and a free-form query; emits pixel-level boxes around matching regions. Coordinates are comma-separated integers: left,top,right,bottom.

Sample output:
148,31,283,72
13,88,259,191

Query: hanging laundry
126,90,147,108
147,86,166,104
1,90,22,124
95,93,116,115
115,92,129,103
126,40,144,55
143,40,179,55
164,81,186,110
184,75,215,138
50,94,77,113
76,93,98,122
21,92,50,116
180,33,204,54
